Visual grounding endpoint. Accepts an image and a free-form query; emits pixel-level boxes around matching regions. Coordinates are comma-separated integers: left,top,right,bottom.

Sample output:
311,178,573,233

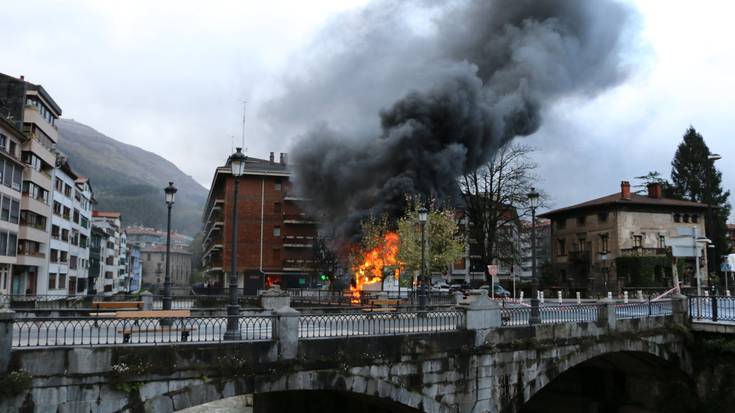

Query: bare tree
459,143,544,280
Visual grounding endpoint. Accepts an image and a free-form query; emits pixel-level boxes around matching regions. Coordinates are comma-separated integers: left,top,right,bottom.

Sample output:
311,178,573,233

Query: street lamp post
527,188,541,324
162,182,177,320
224,147,246,341
418,207,428,309
706,154,722,281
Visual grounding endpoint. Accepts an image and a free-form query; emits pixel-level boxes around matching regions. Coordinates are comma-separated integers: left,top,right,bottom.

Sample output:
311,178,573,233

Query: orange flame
350,232,401,303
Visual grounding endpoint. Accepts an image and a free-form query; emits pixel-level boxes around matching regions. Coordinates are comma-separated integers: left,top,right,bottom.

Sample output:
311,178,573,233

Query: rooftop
93,211,122,219
540,191,706,218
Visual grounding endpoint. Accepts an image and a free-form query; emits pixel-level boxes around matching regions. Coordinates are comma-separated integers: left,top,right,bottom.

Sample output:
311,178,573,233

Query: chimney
280,152,288,165
19,75,24,81
647,182,663,199
269,152,274,163
621,181,631,200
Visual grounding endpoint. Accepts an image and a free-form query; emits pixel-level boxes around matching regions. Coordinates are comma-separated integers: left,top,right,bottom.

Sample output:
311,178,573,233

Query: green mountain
56,119,207,235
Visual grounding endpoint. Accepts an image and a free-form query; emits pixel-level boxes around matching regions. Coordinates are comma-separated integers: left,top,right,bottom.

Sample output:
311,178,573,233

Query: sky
1,0,734,214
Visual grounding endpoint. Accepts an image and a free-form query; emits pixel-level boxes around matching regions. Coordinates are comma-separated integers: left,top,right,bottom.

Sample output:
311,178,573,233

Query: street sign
676,227,697,237
671,245,701,258
487,265,498,276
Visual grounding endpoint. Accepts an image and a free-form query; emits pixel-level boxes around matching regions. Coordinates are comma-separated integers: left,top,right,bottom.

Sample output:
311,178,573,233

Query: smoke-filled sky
1,0,734,217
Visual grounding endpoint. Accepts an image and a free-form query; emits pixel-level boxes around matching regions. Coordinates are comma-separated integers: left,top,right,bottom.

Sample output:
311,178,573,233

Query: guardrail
539,304,599,324
12,315,273,347
616,300,672,319
689,295,735,322
298,309,465,339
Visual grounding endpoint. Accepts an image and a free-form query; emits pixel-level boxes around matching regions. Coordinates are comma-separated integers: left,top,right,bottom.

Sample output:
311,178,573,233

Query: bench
116,310,193,343
92,301,144,312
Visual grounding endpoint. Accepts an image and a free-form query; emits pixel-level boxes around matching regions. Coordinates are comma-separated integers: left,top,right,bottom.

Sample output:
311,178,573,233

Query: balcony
283,213,317,224
283,259,315,271
283,235,314,248
620,247,667,257
568,250,591,262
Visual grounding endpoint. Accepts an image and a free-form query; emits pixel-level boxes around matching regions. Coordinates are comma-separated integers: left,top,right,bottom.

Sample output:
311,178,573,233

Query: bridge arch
148,369,440,413
509,339,694,413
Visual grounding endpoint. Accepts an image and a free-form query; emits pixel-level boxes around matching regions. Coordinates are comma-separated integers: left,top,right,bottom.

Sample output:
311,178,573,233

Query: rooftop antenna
241,100,247,154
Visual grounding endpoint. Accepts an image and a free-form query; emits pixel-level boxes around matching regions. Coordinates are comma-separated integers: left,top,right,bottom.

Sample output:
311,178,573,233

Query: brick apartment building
201,151,317,290
540,181,708,295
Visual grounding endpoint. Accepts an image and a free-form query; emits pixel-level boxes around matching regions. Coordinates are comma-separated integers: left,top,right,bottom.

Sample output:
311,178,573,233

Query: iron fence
500,307,531,326
12,315,272,347
616,300,672,319
298,309,465,339
538,304,599,324
689,296,735,322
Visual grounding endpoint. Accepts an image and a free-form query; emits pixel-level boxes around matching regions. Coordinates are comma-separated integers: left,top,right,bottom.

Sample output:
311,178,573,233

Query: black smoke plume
284,0,634,241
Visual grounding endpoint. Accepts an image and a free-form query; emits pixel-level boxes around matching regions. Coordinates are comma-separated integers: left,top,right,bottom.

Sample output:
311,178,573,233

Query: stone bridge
0,296,695,413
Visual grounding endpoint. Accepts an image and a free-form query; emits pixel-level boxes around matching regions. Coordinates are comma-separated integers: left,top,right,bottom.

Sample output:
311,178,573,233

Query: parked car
432,282,451,292
448,281,470,293
480,284,511,298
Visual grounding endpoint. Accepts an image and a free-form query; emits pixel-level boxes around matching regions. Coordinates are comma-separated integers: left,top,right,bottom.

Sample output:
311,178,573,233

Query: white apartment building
0,118,24,295
48,158,93,297
92,211,127,295
0,73,60,296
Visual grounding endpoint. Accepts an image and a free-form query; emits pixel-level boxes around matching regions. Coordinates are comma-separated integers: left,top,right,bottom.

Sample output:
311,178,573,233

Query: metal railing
538,304,599,324
12,315,272,347
689,296,735,322
616,300,673,319
500,307,531,326
298,309,465,339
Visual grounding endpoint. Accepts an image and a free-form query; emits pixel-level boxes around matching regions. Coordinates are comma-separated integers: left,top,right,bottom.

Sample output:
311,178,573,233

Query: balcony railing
620,247,667,257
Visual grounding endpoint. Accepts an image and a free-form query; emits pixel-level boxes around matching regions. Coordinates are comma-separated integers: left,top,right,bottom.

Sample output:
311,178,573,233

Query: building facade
127,244,142,293
48,158,93,296
91,211,127,295
0,117,24,295
126,226,192,248
201,151,317,290
0,73,60,296
140,245,191,289
519,218,551,280
540,181,708,295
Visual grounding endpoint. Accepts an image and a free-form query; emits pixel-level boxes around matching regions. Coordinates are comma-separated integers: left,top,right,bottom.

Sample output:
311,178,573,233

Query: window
600,234,609,253
51,225,60,239
48,273,56,290
60,251,68,263
8,141,16,157
59,273,66,289
683,214,690,223
598,212,608,223
658,235,666,249
9,200,19,224
50,249,58,263
0,232,6,257
7,233,16,257
81,217,89,229
576,216,586,226
71,230,79,246
1,196,9,221
557,239,566,256
274,179,282,191
70,256,78,270
674,213,681,223
79,234,87,248
633,235,643,248
0,134,5,151
53,201,62,215
692,214,699,223
63,206,71,220
11,164,20,191
22,152,43,172
61,229,69,242
273,226,281,237
147,253,151,261
73,209,80,224
64,184,72,197
55,178,63,192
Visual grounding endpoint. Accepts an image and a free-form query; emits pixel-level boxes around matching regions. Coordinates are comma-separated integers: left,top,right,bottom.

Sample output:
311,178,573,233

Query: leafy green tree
397,200,465,278
670,126,731,271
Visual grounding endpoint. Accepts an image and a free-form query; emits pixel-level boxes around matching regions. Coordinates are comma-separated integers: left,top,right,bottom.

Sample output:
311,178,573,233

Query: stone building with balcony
200,151,317,291
140,245,191,289
48,158,94,297
539,181,708,295
0,73,60,295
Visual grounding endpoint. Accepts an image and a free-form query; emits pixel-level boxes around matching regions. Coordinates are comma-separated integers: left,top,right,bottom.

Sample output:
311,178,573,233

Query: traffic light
320,274,329,281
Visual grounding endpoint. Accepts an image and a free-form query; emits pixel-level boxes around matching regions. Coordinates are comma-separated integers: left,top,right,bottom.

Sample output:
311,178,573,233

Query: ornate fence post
461,290,501,346
0,309,15,373
272,307,300,360
140,291,153,311
597,298,616,330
